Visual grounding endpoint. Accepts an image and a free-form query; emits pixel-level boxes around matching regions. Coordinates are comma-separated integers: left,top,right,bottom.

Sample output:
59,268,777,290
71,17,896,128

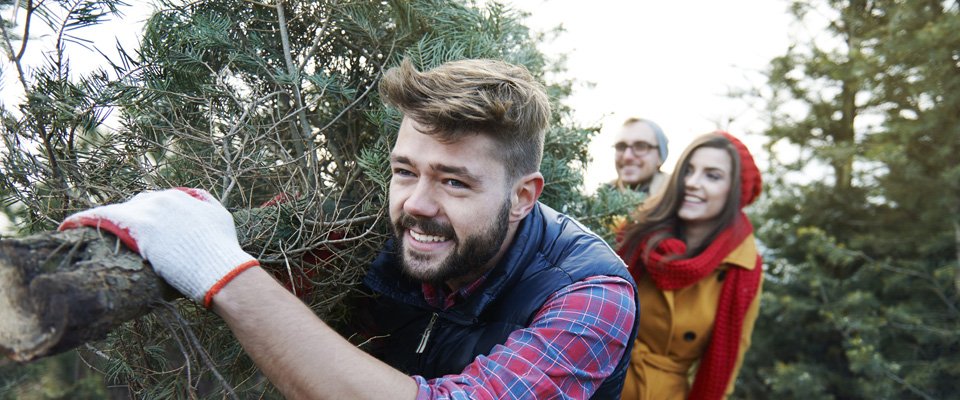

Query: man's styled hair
379,58,551,180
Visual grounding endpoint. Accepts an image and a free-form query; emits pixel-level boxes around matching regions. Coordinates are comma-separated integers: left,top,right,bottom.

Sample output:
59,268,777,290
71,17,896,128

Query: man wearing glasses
610,117,669,195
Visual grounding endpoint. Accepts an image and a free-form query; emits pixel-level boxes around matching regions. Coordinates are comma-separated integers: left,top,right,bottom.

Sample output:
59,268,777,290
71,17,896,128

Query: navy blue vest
359,203,639,399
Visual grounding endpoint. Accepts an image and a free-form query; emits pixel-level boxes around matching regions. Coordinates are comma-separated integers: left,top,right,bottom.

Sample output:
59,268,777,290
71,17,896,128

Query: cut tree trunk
0,202,367,364
0,228,172,363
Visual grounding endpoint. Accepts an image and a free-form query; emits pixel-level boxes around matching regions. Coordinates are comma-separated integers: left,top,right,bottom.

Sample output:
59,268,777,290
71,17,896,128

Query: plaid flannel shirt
412,274,636,399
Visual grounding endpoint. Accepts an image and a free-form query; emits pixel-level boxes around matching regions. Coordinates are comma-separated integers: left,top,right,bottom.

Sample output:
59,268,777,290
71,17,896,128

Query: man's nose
403,181,440,217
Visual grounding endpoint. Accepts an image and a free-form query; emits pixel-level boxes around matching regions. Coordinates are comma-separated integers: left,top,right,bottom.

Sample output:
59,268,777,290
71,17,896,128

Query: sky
0,1,797,231
505,0,796,190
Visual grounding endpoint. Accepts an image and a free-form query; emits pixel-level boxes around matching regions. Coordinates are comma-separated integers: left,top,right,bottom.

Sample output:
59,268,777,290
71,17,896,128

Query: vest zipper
416,313,438,354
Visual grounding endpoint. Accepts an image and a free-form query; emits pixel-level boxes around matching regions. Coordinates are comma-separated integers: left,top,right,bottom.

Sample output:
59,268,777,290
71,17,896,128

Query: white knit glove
59,188,259,308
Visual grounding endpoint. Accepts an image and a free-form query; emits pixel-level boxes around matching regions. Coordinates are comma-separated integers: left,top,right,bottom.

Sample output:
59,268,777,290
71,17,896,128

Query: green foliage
1,0,628,397
736,1,960,398
0,351,109,399
568,183,645,243
0,0,135,233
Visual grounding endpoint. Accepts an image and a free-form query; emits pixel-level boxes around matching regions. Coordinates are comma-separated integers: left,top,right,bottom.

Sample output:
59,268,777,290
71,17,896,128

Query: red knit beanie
717,131,762,207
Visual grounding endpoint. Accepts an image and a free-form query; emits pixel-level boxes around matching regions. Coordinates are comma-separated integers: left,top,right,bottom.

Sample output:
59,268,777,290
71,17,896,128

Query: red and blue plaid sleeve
412,275,636,400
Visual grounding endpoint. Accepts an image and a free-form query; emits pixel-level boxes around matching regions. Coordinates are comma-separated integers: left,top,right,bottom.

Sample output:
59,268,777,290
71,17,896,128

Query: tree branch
276,0,317,189
0,228,173,363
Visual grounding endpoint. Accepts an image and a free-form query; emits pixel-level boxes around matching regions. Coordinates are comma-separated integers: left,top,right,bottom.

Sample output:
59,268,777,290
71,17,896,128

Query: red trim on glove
174,187,216,203
58,216,141,254
203,259,261,308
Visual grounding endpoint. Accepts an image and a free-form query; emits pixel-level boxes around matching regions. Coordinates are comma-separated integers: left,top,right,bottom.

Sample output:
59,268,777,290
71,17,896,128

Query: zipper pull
416,313,439,354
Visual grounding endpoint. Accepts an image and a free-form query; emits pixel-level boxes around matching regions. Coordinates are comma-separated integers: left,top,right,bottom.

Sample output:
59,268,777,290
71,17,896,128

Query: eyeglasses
614,141,657,155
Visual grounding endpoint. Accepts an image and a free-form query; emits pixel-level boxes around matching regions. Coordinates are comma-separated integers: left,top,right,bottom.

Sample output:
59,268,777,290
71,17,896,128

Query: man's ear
510,172,544,223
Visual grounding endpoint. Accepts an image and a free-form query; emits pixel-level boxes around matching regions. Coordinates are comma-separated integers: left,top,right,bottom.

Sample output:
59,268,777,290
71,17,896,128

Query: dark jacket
356,202,640,399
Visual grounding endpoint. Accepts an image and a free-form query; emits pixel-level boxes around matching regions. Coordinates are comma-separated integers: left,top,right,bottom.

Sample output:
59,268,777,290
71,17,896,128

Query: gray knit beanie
635,118,668,162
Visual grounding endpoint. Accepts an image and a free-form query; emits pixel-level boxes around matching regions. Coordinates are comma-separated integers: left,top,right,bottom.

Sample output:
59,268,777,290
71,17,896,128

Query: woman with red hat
617,131,764,400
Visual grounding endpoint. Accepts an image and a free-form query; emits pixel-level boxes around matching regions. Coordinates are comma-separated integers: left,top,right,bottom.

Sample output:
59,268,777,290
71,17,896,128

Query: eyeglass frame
613,141,658,155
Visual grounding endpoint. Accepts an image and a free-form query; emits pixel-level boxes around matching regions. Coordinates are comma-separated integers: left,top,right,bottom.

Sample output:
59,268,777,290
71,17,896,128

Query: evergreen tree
737,1,960,398
1,0,636,397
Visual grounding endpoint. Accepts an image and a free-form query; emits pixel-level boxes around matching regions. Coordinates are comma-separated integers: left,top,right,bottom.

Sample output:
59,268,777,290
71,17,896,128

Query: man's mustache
395,213,457,242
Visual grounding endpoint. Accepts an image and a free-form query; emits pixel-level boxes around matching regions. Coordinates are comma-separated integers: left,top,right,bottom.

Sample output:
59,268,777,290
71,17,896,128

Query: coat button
717,270,727,282
683,331,696,341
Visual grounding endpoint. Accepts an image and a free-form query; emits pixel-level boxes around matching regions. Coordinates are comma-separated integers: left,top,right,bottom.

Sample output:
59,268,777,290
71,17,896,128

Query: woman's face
678,147,733,227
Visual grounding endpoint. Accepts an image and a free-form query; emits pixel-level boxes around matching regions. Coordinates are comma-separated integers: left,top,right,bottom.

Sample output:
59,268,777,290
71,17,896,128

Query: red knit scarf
620,212,763,400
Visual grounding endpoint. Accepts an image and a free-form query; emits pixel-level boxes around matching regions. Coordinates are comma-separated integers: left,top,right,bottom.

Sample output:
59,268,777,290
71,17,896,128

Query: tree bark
0,228,173,363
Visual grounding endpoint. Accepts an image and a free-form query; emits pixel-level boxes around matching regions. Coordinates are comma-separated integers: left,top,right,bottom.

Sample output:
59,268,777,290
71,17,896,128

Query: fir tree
736,1,960,398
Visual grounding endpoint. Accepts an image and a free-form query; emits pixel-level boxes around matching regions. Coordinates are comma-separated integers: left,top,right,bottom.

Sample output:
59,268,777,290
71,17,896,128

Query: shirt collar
422,274,490,310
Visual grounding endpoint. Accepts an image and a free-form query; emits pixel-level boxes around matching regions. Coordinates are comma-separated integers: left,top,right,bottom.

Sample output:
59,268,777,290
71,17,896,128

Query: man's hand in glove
59,187,260,308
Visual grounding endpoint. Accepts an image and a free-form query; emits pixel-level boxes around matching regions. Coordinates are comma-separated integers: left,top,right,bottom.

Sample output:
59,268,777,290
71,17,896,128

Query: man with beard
59,58,639,399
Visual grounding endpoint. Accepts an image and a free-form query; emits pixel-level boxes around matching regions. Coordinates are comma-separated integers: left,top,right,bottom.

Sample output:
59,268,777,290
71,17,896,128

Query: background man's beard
393,201,511,285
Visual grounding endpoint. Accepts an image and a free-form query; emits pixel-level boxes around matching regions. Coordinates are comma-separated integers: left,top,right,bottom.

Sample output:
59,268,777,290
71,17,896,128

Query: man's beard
393,200,511,285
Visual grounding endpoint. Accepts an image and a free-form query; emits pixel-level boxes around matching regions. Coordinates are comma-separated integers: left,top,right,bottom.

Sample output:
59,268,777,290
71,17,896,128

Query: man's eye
444,179,468,189
393,168,415,177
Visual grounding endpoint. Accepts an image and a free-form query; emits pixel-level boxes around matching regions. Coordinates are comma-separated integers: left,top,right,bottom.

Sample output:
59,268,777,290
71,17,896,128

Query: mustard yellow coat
621,234,762,400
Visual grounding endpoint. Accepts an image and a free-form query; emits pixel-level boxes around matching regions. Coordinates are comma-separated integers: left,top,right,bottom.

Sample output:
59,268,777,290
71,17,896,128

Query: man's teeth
410,230,446,243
